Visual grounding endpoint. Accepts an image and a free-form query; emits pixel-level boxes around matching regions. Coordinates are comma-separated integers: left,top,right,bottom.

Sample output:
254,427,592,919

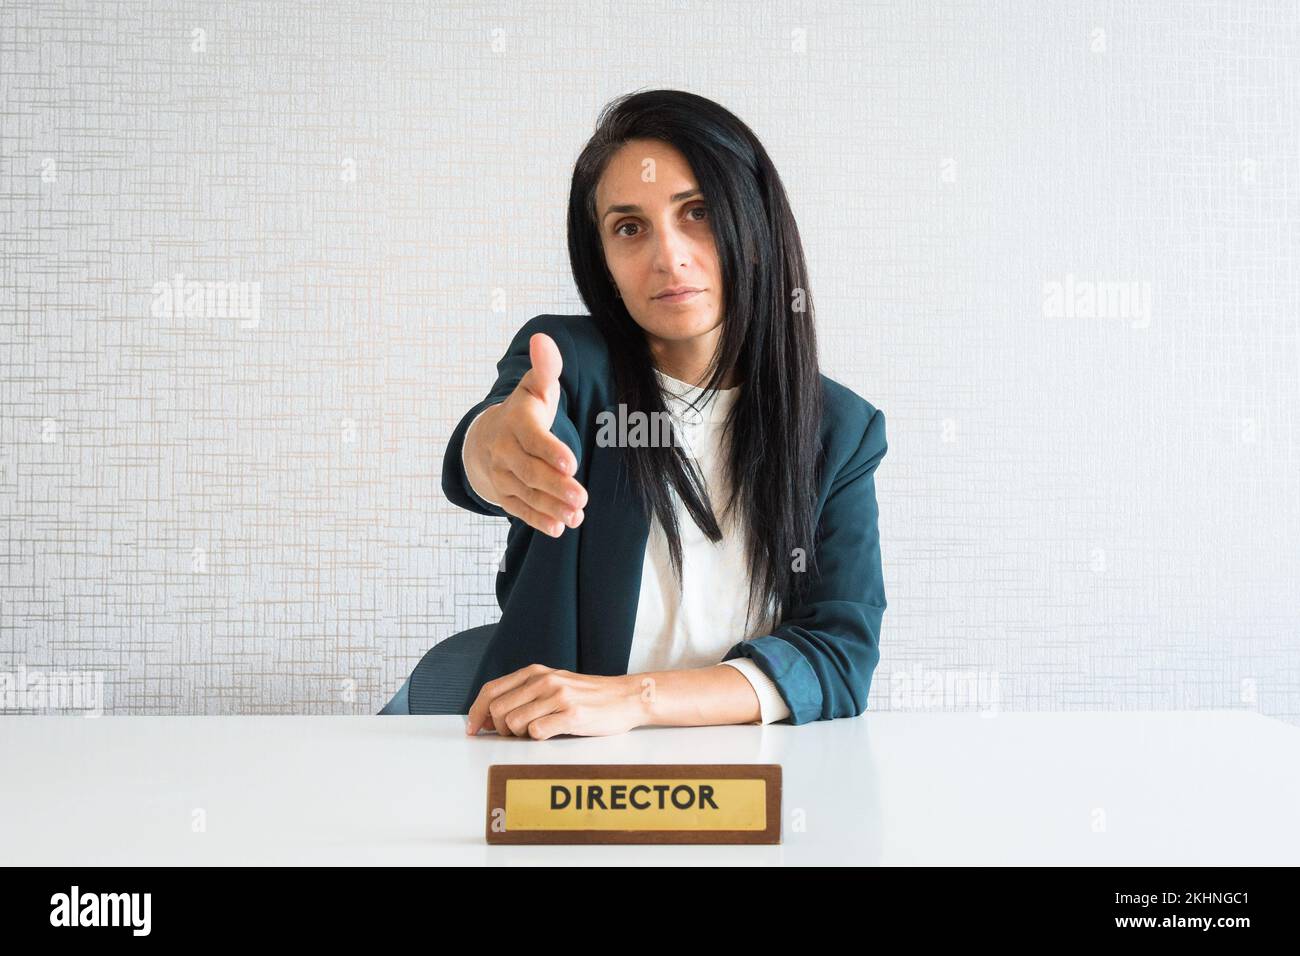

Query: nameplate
486,764,782,844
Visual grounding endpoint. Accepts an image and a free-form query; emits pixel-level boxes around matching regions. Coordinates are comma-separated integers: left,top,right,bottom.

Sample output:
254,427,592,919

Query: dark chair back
407,623,496,714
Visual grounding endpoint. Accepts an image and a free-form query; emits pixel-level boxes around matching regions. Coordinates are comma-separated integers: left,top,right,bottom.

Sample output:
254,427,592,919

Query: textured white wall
2,1,1297,721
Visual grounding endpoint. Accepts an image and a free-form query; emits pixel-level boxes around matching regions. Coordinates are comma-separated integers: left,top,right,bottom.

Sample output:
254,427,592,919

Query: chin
636,305,721,338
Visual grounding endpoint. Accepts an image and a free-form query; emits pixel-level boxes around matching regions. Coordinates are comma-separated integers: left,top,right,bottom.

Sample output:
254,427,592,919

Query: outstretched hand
464,333,588,537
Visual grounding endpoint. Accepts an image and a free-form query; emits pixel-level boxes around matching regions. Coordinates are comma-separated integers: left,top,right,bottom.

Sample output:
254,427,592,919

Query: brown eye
615,221,639,237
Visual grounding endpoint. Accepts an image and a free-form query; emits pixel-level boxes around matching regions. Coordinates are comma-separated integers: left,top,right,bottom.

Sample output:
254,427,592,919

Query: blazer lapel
577,403,650,676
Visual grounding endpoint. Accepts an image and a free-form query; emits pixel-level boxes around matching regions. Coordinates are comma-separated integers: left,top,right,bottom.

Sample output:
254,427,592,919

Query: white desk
2,710,1297,865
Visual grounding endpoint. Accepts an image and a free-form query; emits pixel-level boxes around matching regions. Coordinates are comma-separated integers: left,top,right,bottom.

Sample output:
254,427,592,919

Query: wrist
464,404,502,500
622,672,657,728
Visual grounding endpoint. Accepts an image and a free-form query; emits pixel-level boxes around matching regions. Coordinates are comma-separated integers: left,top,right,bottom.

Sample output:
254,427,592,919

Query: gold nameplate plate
486,764,782,844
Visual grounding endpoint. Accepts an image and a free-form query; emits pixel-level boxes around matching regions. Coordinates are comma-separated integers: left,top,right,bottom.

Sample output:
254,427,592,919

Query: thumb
522,332,564,424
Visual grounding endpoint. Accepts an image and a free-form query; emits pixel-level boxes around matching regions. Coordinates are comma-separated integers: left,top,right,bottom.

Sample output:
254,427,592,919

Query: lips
654,287,703,302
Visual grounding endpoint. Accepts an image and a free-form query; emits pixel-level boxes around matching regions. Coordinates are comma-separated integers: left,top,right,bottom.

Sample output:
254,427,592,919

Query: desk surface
2,710,1297,865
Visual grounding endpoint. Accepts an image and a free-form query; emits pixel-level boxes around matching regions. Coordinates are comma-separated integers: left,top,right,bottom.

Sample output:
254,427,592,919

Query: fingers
499,495,565,538
514,415,579,480
488,670,566,737
497,692,565,738
466,690,489,736
494,449,584,522
466,665,552,735
482,433,585,536
496,466,584,538
508,431,585,508
484,430,585,537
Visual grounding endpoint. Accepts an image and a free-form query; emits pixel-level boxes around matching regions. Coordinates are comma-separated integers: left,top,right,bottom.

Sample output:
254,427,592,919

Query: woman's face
595,139,725,349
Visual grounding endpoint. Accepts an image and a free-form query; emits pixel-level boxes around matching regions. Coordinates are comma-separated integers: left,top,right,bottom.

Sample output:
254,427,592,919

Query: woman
380,89,888,737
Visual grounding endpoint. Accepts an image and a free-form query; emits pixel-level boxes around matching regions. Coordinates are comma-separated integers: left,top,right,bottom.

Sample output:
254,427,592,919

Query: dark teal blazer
431,313,888,725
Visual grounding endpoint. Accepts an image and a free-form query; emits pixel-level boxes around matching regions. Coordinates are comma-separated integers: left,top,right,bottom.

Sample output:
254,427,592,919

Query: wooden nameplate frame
486,763,782,845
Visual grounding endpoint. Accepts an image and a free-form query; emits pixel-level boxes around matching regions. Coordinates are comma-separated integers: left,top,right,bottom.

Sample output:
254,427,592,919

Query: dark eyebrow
602,189,702,221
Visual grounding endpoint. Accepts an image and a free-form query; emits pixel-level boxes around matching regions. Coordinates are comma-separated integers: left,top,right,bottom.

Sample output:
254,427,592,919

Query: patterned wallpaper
2,1,1297,722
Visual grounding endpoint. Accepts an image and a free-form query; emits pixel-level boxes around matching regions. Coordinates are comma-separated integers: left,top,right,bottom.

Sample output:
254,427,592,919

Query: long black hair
566,88,825,635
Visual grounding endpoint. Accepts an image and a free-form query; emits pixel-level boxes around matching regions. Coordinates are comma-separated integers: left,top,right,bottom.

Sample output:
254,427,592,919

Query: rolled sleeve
719,657,792,724
722,407,888,725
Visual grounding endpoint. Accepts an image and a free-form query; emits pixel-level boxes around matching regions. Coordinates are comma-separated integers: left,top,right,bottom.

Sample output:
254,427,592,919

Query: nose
651,220,690,272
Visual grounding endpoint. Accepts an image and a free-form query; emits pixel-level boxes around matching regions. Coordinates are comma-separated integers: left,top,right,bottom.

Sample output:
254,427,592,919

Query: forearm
629,665,762,728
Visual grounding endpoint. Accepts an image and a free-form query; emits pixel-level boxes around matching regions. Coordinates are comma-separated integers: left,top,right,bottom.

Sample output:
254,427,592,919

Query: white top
462,368,791,724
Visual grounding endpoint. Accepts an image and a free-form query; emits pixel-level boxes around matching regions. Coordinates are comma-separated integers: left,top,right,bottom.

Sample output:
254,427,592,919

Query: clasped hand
466,664,652,740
